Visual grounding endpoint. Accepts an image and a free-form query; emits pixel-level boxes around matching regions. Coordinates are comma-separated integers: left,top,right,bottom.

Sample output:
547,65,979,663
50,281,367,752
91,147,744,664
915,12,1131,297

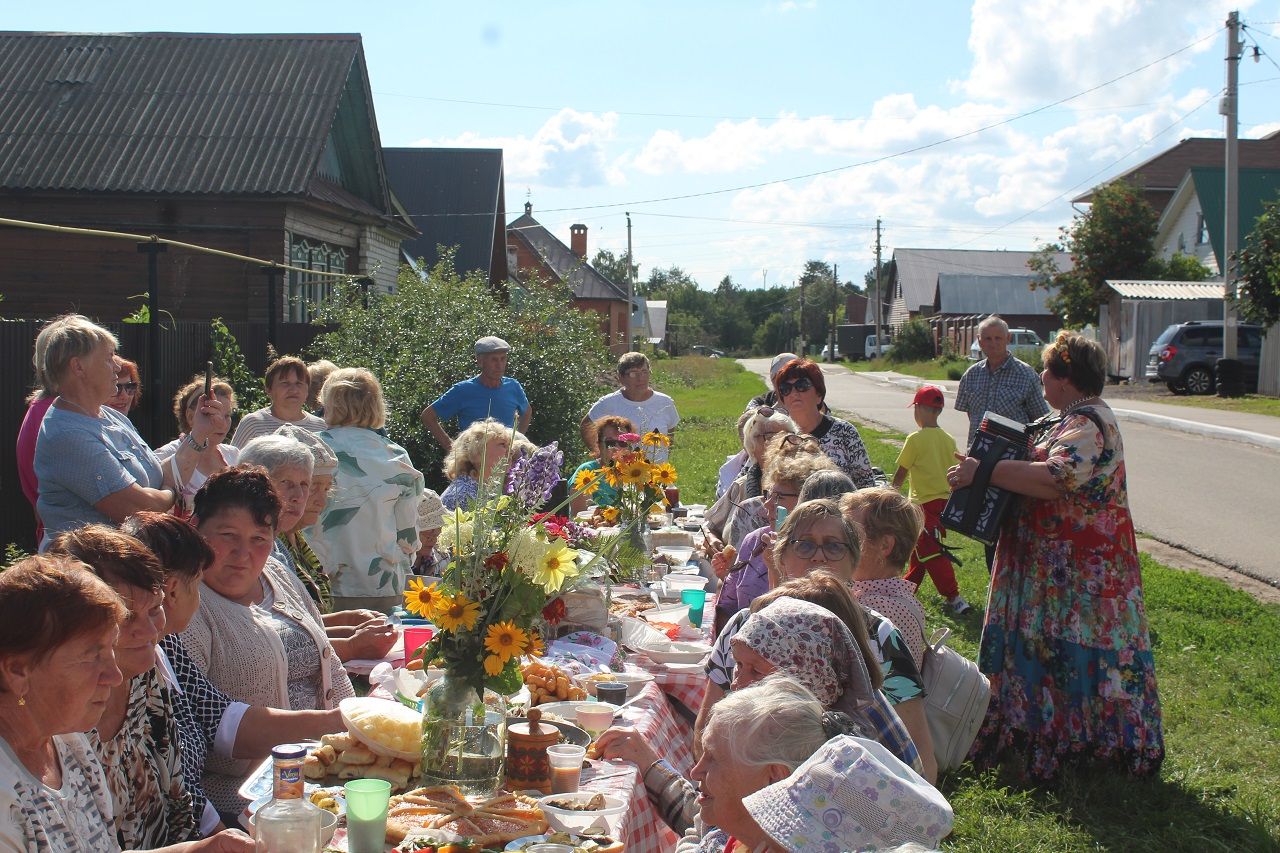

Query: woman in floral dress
949,331,1164,782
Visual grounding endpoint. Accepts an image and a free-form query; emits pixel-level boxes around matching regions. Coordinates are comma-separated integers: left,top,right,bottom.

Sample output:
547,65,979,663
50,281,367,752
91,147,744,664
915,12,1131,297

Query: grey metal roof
894,248,1072,315
936,274,1058,315
0,32,363,197
507,207,628,301
646,300,668,342
1106,280,1226,300
383,148,504,280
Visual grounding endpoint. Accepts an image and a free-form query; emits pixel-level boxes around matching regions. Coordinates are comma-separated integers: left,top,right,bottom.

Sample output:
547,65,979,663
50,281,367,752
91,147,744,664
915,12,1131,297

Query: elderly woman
581,351,679,461
440,416,530,512
569,415,636,516
154,374,240,516
229,355,325,448
32,315,226,549
701,407,800,555
772,358,877,488
669,675,847,853
412,489,449,576
123,512,344,832
951,331,1163,781
308,367,425,613
722,432,828,557
0,555,252,852
104,357,142,416
181,466,355,816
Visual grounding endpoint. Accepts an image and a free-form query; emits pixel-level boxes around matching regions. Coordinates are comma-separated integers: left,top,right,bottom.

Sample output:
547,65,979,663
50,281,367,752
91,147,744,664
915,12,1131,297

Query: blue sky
10,1,1280,288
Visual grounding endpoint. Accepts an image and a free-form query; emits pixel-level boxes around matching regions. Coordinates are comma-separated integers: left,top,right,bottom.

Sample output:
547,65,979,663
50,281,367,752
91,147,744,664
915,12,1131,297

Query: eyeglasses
115,382,139,394
763,489,800,503
777,377,814,397
788,539,852,560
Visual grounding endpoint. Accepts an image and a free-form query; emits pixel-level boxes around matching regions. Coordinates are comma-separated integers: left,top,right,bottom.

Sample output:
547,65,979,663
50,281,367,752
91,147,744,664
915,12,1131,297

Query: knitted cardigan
178,557,354,815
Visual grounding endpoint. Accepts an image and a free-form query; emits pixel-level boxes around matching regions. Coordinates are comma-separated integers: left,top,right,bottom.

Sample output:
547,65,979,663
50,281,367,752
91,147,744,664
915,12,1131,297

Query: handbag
920,627,990,772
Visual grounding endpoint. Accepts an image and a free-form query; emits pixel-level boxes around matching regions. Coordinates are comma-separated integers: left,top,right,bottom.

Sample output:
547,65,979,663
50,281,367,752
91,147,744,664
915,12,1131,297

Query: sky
10,1,1280,289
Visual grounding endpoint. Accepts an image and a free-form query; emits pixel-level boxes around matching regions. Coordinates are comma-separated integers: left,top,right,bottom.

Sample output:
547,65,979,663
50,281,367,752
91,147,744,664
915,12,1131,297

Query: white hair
238,435,315,478
742,408,798,462
705,674,830,772
978,315,1010,336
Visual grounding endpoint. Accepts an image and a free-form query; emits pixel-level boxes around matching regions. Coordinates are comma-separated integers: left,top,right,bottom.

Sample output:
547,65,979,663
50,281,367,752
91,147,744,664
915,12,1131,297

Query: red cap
909,385,945,408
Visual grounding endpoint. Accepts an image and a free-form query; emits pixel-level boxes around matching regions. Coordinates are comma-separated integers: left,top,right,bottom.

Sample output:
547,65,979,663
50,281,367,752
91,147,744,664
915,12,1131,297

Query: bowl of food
634,640,712,665
248,796,339,845
661,573,709,592
653,546,694,565
573,671,655,701
537,792,627,836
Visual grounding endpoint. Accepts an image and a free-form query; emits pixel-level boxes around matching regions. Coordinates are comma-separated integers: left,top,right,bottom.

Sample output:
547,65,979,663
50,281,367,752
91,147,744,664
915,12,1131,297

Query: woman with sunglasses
772,358,878,489
569,415,636,516
104,359,142,416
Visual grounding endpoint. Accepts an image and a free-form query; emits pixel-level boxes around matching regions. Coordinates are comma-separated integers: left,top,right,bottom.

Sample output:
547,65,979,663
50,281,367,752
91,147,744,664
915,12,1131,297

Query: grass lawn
657,355,1280,852
1152,393,1280,419
842,355,974,381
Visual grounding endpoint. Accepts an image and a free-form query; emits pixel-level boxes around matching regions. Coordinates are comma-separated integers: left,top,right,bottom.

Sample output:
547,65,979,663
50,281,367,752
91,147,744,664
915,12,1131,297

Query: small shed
1099,280,1225,382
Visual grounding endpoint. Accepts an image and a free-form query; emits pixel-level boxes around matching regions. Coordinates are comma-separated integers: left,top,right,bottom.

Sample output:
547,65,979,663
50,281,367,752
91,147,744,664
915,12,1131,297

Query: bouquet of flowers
403,441,604,697
571,430,677,529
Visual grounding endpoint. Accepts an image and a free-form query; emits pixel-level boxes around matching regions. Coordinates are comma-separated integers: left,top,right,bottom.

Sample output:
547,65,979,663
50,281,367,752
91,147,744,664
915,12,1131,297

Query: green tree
591,248,638,289
664,309,708,356
752,313,792,355
210,318,268,414
888,317,936,362
1236,193,1280,326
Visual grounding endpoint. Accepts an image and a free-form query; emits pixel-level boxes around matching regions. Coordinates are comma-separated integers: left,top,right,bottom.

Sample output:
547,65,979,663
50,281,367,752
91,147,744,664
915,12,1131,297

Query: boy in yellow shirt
892,386,970,615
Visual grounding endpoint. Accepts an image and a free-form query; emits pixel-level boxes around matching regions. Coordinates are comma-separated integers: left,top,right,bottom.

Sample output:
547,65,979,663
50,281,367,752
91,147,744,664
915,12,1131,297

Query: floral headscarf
732,596,875,716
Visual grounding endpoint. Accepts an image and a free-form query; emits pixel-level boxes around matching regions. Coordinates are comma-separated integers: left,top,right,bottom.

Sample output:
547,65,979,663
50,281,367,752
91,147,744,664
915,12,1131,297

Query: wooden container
505,709,561,794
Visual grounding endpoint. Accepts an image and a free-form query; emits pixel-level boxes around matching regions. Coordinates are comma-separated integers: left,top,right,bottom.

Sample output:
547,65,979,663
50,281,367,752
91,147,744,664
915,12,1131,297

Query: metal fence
1,319,328,552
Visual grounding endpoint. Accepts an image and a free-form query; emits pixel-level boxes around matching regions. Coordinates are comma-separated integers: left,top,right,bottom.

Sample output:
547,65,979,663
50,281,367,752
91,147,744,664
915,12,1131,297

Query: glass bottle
254,744,322,853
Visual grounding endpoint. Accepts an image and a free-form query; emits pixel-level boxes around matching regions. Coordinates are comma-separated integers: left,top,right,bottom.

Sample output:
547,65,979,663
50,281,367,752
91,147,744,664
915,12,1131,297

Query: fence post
138,240,167,441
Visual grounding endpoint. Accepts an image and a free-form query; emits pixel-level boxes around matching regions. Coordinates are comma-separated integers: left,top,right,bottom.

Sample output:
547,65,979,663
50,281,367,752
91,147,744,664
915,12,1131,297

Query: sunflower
483,654,506,677
600,506,620,525
525,631,545,658
602,466,622,489
619,457,653,485
642,430,671,448
403,578,443,619
435,593,481,632
484,620,529,663
572,467,600,496
653,462,678,486
533,540,579,593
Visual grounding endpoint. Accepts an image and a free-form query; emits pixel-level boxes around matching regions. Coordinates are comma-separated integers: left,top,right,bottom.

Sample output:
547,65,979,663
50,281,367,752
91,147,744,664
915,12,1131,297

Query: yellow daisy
654,463,678,486
572,467,600,496
484,620,529,663
403,578,443,619
525,631,545,658
602,465,622,489
534,540,579,593
642,430,671,448
435,593,481,632
619,458,652,485
483,654,506,677
600,506,620,525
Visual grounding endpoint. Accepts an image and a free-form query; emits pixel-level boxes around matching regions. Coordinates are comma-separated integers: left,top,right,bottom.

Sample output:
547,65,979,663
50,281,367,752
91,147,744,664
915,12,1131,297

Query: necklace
57,395,103,419
1061,394,1099,413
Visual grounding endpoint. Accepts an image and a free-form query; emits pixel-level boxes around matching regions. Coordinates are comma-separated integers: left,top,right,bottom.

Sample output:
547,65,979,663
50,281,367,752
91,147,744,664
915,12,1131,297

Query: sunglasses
788,539,852,561
777,377,814,397
115,382,139,394
603,438,628,448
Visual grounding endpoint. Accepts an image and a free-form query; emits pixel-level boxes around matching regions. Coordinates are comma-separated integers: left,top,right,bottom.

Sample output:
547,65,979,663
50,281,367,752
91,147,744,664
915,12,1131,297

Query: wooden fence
1,319,328,552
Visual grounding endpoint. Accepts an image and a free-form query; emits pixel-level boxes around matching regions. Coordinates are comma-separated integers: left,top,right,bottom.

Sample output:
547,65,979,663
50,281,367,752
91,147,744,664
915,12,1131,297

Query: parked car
1145,320,1263,395
968,328,1045,361
865,335,891,359
821,343,840,361
690,345,725,358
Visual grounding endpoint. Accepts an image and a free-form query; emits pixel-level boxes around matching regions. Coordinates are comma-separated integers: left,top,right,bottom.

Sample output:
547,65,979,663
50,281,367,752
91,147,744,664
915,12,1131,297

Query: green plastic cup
681,588,707,628
344,778,392,853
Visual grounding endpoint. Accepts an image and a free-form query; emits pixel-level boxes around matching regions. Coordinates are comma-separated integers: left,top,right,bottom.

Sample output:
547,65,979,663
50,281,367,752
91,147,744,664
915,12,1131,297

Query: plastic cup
344,778,391,853
595,682,628,706
575,703,616,739
402,625,434,659
681,588,707,628
546,744,586,793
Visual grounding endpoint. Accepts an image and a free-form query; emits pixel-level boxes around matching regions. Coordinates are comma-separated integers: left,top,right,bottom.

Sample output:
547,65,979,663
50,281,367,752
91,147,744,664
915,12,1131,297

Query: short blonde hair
307,359,338,406
320,367,386,429
840,488,923,569
763,448,835,493
444,418,529,480
770,498,862,577
34,314,117,390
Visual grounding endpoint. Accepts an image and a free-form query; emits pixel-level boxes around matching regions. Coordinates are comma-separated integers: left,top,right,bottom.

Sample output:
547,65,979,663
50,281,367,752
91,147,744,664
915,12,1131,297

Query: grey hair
742,408,798,461
977,314,1009,336
238,435,316,479
34,314,118,392
798,470,856,502
705,673,830,772
617,351,650,375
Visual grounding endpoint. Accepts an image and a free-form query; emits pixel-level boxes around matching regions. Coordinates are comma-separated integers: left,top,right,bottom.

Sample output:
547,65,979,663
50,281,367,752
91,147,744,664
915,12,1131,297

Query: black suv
1145,320,1263,395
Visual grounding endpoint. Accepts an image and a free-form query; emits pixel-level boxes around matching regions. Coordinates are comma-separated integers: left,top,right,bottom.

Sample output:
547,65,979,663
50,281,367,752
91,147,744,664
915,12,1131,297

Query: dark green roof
1190,166,1280,268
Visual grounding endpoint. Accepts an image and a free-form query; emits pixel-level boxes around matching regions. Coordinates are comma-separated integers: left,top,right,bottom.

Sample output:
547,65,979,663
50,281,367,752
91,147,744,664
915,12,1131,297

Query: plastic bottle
254,744,322,852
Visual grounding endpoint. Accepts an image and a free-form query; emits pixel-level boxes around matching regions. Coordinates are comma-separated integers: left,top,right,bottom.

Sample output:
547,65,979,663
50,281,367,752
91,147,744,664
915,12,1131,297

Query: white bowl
573,671,655,701
641,602,693,628
248,801,339,845
529,700,619,723
537,792,627,835
635,640,711,665
662,573,709,592
394,665,446,708
654,546,694,564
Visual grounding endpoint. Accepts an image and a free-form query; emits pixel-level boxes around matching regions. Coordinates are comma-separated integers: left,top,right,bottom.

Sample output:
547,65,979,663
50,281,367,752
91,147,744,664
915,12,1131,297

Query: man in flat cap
419,336,532,452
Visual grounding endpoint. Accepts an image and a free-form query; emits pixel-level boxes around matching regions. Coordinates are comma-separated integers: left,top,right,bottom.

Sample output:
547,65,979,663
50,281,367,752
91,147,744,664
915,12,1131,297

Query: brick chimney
570,224,587,259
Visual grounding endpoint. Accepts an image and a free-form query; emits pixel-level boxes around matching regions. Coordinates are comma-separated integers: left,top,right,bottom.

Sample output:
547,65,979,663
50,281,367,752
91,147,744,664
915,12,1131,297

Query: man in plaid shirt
955,315,1050,450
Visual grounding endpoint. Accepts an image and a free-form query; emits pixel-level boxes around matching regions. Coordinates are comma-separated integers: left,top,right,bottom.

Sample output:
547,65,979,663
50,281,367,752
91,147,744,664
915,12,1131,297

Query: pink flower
617,432,642,443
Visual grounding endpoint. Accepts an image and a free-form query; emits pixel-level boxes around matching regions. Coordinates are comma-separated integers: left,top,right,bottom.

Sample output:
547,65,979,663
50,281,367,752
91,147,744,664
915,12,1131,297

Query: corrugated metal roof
893,248,1072,314
383,148,504,279
507,207,628,301
936,274,1057,315
1106,280,1226,300
0,32,359,196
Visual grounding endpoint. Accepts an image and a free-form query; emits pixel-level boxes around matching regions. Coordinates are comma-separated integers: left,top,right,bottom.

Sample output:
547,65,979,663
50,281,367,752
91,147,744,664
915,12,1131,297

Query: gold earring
17,696,25,707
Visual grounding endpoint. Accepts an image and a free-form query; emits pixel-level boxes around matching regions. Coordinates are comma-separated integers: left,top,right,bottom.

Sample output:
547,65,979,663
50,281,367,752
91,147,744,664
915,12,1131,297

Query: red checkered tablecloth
617,680,696,777
580,759,679,853
627,655,708,715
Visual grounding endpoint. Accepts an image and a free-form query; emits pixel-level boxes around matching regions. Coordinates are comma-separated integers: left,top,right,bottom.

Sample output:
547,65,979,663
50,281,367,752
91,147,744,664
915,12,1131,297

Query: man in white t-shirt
580,352,679,461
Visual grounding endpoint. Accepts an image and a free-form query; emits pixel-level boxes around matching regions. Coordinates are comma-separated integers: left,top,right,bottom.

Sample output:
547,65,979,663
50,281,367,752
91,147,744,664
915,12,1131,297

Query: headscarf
417,489,447,530
275,422,338,476
732,596,875,716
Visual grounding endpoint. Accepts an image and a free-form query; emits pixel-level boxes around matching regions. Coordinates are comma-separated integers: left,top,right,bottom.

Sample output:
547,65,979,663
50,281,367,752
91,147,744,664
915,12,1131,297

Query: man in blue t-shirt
420,336,532,452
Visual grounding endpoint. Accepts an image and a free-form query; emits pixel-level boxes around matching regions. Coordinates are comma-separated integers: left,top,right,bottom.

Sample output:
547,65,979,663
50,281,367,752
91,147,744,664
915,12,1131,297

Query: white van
969,328,1044,361
865,335,890,359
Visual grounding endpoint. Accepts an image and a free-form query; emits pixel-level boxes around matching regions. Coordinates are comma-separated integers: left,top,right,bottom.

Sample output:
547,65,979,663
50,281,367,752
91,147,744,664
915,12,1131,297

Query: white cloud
410,108,622,188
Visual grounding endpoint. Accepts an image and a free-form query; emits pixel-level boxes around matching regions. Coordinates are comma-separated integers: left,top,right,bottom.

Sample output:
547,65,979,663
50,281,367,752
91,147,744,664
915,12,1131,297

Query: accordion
941,412,1031,545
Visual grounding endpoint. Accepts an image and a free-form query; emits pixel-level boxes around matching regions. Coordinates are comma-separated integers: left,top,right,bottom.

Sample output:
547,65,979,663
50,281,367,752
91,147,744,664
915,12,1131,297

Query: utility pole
626,211,634,350
1222,11,1243,359
830,263,838,361
874,218,883,343
798,276,805,355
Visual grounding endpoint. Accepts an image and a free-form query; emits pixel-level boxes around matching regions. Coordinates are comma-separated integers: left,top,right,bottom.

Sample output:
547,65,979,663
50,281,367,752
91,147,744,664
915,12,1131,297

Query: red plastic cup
664,486,680,508
403,626,435,659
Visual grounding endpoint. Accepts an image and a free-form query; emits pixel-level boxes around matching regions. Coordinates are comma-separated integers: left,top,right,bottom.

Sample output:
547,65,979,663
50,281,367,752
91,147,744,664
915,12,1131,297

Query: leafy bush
947,366,964,381
887,318,936,362
309,254,611,489
210,318,268,415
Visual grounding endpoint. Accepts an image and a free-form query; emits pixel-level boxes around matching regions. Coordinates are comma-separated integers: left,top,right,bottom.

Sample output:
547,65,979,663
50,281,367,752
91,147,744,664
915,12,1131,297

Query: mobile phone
203,361,213,398
774,505,788,531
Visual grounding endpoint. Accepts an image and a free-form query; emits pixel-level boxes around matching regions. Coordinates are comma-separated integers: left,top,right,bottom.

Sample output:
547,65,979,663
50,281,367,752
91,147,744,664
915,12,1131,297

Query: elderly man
420,336,532,452
579,351,679,460
955,315,1049,450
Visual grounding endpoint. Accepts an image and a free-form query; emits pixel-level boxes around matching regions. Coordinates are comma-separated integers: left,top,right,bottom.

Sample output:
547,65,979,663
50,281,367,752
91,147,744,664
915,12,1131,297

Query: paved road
739,358,1280,586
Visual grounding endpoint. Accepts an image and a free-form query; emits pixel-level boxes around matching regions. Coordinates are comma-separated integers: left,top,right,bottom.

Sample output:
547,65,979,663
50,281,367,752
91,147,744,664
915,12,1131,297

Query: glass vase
419,672,508,795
